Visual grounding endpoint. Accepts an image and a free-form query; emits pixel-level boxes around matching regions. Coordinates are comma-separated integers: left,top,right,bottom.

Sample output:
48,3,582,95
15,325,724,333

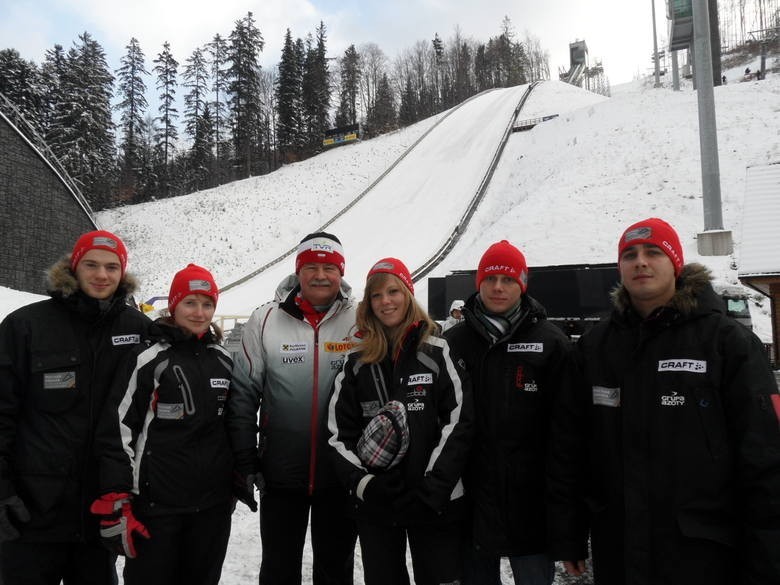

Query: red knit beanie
476,240,528,291
295,232,345,275
168,264,219,314
367,257,414,294
618,218,684,276
70,230,128,274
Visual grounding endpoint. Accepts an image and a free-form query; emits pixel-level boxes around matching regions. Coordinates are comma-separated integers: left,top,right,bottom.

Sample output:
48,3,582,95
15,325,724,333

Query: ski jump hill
218,83,538,314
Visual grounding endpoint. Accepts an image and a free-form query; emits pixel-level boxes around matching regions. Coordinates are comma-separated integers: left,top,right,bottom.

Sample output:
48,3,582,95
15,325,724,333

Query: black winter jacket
573,264,780,585
95,320,234,516
0,259,151,542
444,293,580,557
328,322,473,524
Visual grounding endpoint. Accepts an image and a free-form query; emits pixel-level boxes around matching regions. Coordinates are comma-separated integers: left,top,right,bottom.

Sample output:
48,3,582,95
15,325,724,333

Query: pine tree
335,44,360,127
183,47,214,190
276,28,303,160
207,34,230,184
40,45,66,140
115,37,149,202
0,48,44,132
227,11,265,178
367,73,396,135
153,41,179,197
301,21,331,153
51,32,115,209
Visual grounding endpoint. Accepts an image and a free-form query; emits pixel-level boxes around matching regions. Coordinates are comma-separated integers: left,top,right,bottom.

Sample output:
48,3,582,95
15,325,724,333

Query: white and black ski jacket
95,320,234,516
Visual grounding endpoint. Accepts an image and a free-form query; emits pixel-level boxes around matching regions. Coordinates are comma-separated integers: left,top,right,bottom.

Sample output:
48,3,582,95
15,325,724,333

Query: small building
737,161,780,366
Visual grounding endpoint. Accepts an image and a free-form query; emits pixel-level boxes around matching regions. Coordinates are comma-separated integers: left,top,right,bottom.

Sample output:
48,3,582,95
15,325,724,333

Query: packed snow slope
98,72,779,341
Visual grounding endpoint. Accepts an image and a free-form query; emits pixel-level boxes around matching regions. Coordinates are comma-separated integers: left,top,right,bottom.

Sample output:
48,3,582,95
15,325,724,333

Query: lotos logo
324,341,355,353
661,391,686,406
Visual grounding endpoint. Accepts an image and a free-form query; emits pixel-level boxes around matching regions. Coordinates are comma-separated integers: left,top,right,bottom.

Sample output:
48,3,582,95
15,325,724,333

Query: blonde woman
328,257,473,585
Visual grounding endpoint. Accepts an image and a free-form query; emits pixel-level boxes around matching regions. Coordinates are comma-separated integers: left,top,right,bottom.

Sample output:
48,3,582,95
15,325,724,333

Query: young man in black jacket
444,240,582,585
0,230,151,585
555,218,780,584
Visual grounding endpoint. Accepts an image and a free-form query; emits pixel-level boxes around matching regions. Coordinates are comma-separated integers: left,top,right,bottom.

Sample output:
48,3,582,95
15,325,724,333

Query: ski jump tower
559,40,611,96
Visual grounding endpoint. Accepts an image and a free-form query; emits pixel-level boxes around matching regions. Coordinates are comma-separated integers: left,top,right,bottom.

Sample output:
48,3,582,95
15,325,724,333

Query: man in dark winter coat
227,232,358,585
444,240,583,585
556,218,780,585
0,230,152,584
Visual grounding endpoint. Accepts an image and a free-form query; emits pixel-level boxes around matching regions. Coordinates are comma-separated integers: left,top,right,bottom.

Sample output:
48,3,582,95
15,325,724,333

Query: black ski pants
123,501,232,585
1,539,116,585
259,487,357,585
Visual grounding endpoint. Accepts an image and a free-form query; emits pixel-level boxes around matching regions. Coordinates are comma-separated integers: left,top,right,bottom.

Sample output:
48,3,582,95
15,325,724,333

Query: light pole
692,0,732,254
651,0,662,87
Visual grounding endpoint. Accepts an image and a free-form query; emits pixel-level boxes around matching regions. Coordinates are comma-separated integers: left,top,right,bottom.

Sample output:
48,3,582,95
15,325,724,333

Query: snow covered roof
738,161,780,277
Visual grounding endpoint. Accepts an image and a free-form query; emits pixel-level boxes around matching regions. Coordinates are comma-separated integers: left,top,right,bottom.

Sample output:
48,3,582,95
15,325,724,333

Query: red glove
90,492,150,558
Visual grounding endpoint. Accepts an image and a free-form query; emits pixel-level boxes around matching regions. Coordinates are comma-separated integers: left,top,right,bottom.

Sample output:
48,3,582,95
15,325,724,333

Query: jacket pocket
677,511,736,548
17,453,74,516
30,351,81,413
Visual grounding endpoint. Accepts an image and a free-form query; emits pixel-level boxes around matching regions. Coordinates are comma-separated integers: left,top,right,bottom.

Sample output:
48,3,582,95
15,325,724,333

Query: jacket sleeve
721,323,780,584
327,353,370,495
225,305,270,466
417,337,473,512
94,343,161,495
545,335,591,561
0,313,27,499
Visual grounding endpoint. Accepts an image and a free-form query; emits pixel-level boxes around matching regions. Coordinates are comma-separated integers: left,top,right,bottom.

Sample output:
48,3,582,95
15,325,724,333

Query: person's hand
0,495,30,542
90,492,150,558
563,560,587,576
233,470,265,512
361,470,404,504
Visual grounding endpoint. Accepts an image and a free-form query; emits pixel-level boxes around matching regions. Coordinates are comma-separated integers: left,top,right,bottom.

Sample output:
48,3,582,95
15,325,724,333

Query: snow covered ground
2,57,779,584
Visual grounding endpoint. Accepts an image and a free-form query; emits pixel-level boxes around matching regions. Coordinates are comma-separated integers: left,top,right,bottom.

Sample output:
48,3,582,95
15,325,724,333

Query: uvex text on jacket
574,264,780,585
95,320,234,514
328,322,473,520
226,277,357,493
0,258,151,541
444,294,583,558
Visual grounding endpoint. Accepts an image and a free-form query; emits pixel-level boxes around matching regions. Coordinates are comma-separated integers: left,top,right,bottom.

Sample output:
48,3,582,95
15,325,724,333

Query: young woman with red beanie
328,257,474,585
91,264,236,585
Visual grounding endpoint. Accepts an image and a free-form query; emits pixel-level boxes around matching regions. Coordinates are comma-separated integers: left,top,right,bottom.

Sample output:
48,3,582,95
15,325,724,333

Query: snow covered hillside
94,67,780,342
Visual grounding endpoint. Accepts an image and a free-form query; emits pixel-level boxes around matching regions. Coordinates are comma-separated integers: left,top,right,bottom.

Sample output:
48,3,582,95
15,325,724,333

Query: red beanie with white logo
70,230,128,274
476,240,528,292
295,232,345,275
618,218,684,276
367,257,414,294
168,264,219,315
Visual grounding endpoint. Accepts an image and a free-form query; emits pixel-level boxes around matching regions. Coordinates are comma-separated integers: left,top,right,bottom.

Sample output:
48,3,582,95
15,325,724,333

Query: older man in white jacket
227,232,359,585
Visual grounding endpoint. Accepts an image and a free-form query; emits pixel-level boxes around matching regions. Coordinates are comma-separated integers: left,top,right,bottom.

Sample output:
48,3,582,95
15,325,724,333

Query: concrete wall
0,112,96,294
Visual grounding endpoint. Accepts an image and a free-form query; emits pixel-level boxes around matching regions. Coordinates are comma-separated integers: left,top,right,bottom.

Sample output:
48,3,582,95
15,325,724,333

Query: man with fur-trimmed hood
0,230,151,584
551,218,780,585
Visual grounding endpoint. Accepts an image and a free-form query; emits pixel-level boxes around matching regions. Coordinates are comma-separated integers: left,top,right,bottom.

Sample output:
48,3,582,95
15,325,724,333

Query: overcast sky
2,0,666,85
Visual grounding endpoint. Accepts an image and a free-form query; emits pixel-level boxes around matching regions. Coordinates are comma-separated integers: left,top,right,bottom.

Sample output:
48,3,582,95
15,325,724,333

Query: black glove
90,492,150,558
361,469,404,504
232,470,265,512
0,495,30,542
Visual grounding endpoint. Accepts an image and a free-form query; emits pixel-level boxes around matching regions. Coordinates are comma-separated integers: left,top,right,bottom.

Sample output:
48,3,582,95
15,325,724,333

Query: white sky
2,0,665,85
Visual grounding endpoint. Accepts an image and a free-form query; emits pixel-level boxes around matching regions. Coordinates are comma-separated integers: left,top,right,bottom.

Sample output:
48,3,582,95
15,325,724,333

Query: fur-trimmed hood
611,262,716,317
46,254,140,299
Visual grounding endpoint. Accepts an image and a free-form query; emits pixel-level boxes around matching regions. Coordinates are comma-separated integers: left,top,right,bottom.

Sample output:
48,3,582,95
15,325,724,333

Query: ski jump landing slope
219,84,530,315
